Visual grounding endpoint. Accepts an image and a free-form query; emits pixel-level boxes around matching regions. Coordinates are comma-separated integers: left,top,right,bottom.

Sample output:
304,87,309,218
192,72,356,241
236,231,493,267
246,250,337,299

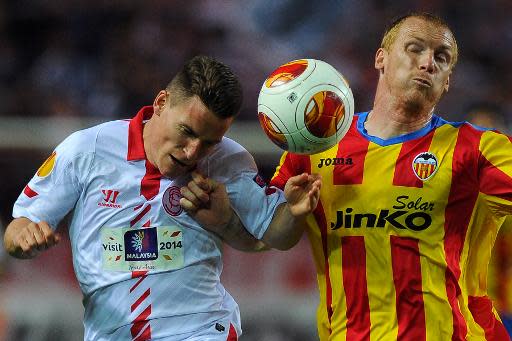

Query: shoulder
432,115,495,133
210,136,254,160
55,119,128,164
200,137,257,180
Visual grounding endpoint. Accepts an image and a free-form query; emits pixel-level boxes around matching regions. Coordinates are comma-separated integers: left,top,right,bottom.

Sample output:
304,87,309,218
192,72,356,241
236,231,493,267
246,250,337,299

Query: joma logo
317,157,353,168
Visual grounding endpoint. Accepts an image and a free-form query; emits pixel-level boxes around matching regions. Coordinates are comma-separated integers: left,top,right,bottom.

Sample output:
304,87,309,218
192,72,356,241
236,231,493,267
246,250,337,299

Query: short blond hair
380,13,458,68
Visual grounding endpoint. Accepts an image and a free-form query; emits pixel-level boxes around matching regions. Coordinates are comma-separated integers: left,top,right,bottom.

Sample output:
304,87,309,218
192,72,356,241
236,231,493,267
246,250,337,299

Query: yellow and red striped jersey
270,112,512,341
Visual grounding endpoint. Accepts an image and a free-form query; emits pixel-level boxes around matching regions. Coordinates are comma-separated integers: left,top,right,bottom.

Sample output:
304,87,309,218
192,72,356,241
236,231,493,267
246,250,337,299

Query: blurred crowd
0,0,511,123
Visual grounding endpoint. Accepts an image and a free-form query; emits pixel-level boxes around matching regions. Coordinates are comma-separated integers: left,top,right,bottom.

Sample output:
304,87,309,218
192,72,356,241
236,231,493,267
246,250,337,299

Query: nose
419,51,435,73
183,139,202,160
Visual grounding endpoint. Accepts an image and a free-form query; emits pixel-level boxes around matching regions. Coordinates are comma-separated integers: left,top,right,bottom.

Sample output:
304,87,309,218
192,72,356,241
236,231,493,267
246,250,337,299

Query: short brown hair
166,55,243,118
380,12,458,67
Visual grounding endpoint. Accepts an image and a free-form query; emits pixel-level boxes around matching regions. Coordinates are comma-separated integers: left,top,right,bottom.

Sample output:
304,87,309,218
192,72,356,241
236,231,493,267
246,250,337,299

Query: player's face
146,91,233,178
375,17,456,110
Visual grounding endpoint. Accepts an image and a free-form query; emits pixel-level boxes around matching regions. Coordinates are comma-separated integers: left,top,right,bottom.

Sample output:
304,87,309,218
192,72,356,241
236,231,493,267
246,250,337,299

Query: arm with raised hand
261,172,321,250
180,171,268,252
4,217,61,259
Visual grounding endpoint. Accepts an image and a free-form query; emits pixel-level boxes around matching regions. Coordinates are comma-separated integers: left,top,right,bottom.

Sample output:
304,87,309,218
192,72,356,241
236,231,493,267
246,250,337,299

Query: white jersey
13,106,286,341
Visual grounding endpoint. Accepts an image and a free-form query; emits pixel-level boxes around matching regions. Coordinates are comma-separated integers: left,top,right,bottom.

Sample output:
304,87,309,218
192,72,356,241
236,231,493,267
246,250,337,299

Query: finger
38,221,60,247
207,178,218,192
18,234,37,257
180,185,200,206
309,186,321,205
191,171,211,192
21,227,38,249
309,173,322,181
28,223,49,250
311,178,322,192
179,197,198,213
187,179,210,204
290,173,310,186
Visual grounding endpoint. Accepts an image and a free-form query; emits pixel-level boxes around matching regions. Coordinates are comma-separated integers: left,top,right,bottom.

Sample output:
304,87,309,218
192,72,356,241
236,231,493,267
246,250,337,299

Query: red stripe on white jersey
141,160,161,200
128,155,161,340
23,185,38,198
226,323,238,341
130,273,148,292
130,305,152,340
131,288,151,312
130,204,151,226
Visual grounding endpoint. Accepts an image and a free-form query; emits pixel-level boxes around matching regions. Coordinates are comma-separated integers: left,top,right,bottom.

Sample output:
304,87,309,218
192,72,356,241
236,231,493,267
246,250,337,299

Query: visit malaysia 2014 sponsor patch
412,152,438,181
101,226,184,272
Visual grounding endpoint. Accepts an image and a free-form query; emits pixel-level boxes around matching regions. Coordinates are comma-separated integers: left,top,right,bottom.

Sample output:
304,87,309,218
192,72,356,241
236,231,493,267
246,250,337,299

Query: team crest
162,186,183,216
412,152,438,181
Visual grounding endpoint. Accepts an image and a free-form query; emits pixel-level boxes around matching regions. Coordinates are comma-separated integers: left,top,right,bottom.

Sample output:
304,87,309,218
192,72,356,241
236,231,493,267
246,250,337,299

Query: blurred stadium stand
1,1,511,340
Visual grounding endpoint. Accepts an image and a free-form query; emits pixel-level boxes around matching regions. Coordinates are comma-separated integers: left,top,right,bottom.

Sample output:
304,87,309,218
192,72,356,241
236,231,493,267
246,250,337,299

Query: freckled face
144,91,233,178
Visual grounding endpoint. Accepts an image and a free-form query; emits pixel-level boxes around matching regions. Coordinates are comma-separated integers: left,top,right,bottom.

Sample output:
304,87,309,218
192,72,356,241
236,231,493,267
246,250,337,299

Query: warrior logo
412,152,438,181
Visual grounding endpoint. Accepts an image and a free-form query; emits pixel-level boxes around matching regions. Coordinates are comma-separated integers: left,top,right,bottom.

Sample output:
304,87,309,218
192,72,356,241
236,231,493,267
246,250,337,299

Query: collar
356,111,441,146
127,106,154,161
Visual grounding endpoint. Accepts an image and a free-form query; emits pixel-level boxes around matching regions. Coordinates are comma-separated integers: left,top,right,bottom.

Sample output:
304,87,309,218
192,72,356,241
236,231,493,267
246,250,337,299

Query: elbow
265,235,301,251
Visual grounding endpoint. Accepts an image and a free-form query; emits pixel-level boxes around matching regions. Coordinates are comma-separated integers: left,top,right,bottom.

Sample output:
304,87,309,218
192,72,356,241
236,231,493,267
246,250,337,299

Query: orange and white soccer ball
258,59,354,155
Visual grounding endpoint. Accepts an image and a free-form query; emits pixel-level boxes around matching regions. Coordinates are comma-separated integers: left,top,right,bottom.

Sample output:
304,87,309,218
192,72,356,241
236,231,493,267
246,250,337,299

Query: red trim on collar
127,106,154,161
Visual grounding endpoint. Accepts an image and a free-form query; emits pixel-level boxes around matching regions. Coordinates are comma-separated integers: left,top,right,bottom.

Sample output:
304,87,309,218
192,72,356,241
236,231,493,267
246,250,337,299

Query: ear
444,74,450,92
375,48,386,73
153,90,168,116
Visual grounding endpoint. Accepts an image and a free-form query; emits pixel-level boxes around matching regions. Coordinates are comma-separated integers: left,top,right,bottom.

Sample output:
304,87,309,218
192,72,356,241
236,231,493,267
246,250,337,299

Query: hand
179,171,232,232
284,173,322,217
11,220,61,259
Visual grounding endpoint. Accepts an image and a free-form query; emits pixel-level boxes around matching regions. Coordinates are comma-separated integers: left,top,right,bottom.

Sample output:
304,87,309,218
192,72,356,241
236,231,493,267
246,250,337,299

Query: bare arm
180,171,268,252
262,173,321,250
209,211,269,252
4,217,61,259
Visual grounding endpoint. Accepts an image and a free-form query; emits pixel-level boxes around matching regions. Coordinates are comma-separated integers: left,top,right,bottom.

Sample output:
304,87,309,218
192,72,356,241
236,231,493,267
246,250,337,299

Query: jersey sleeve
478,130,512,217
12,130,96,229
206,139,286,240
270,151,312,190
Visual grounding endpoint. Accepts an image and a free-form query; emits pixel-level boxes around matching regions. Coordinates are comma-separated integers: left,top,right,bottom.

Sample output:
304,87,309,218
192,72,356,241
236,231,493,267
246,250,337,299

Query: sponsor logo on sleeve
36,151,56,177
253,174,267,187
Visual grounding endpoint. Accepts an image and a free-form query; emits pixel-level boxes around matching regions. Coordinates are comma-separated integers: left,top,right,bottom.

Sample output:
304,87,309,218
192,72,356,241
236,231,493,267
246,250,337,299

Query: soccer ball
257,59,354,155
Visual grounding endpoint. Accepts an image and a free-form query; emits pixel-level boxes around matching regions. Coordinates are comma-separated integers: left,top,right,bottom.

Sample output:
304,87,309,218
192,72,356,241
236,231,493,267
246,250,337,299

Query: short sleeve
12,130,95,229
206,138,286,239
478,130,512,217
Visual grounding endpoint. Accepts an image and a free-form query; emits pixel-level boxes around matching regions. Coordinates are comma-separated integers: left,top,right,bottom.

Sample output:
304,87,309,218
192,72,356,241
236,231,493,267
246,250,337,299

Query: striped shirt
13,106,285,340
270,112,512,341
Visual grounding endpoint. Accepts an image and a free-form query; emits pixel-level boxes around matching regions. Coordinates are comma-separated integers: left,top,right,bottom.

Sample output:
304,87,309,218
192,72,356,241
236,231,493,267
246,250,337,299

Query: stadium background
0,1,511,340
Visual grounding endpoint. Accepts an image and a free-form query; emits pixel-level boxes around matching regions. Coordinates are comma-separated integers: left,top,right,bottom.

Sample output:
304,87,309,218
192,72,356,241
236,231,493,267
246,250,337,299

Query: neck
365,90,434,139
142,118,155,164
